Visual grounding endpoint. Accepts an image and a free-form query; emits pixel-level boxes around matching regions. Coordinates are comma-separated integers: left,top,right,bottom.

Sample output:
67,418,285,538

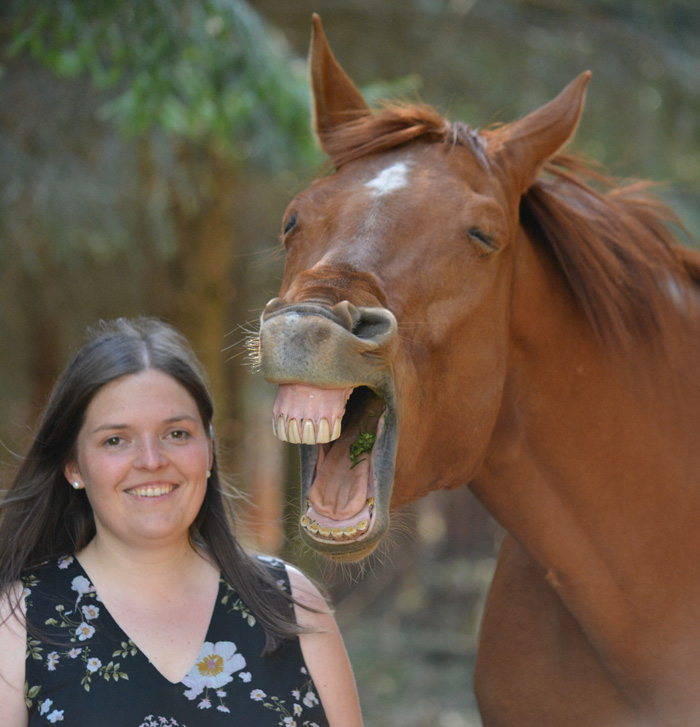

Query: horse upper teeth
274,416,343,445
357,520,369,532
277,415,288,442
344,526,358,537
317,418,331,443
308,521,319,534
366,498,374,508
300,515,311,527
331,527,344,540
288,419,301,444
302,420,315,444
319,525,331,537
331,418,342,440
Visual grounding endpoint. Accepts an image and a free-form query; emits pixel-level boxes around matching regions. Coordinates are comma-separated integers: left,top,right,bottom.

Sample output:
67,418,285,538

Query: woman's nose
134,437,168,470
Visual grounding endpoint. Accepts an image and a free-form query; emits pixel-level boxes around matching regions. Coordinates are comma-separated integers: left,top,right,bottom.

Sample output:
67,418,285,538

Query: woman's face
64,369,213,552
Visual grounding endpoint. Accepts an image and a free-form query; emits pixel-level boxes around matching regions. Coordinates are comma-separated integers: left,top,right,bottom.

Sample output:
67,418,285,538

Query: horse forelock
322,102,487,169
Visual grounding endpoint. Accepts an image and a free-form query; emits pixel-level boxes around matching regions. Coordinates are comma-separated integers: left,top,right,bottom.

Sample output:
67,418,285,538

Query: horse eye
468,227,497,252
283,212,298,236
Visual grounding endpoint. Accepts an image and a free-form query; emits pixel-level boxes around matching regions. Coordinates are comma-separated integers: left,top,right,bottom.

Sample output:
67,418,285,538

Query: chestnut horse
259,15,700,726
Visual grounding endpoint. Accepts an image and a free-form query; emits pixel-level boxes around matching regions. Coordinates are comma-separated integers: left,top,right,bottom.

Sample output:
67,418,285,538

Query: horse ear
489,72,592,195
310,14,370,150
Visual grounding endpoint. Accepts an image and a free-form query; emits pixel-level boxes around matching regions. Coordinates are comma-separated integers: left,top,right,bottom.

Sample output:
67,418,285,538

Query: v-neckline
71,556,223,685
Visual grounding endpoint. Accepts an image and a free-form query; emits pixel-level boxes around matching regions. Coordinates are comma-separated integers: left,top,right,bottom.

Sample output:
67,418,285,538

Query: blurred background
1,1,698,724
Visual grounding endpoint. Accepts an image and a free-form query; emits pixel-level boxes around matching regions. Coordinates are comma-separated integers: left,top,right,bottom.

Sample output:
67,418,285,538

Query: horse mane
323,102,700,352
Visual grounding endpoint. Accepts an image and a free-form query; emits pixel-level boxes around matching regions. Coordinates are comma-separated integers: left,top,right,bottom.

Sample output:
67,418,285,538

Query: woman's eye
169,429,191,440
104,436,122,447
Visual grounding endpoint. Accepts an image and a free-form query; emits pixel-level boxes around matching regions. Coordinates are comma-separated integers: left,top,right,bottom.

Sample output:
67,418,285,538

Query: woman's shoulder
246,554,328,614
0,579,28,725
251,553,291,588
21,555,78,585
21,554,76,578
251,555,321,596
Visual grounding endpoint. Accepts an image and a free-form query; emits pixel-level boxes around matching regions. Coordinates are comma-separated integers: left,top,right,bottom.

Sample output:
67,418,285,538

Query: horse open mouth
272,383,396,560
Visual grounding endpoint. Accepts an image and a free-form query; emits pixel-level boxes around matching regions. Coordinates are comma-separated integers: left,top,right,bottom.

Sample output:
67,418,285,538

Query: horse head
259,15,589,561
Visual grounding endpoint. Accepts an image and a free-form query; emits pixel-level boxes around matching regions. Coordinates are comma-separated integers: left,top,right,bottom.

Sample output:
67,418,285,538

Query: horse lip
260,301,397,383
262,299,356,331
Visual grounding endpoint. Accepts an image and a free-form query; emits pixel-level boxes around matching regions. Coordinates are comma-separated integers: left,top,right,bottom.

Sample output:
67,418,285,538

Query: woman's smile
125,483,177,498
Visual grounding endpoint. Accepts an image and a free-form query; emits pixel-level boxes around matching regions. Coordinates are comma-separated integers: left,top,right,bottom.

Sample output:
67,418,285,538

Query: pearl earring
206,470,211,479
72,481,82,490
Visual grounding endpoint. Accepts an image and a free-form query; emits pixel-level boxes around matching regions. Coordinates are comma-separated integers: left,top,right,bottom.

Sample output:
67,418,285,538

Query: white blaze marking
364,162,411,198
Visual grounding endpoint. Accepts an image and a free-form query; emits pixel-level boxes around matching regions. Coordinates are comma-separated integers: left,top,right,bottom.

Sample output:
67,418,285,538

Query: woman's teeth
127,484,175,497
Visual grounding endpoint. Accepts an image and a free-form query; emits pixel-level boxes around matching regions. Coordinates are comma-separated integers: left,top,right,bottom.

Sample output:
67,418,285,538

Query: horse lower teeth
300,518,368,540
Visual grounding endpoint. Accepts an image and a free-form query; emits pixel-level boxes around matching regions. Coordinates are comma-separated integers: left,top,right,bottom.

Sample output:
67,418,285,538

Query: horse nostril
262,297,287,319
329,300,361,332
353,308,397,342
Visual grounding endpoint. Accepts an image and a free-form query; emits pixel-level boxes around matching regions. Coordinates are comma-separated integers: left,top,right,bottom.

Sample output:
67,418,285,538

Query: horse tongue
307,425,371,522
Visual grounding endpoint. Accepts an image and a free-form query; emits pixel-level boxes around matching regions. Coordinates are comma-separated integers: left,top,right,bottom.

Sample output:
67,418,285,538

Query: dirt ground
332,550,496,727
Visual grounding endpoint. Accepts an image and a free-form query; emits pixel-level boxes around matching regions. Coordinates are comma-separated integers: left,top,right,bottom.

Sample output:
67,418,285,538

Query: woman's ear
64,461,81,489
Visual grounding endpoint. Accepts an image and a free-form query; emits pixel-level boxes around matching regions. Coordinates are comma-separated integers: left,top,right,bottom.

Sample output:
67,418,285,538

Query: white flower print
47,710,64,723
216,690,226,698
197,699,211,709
57,556,74,569
39,699,53,715
216,705,230,713
75,622,95,641
71,575,93,597
291,689,300,700
293,703,302,716
68,648,82,658
47,651,59,671
239,671,252,682
303,690,320,708
138,718,187,727
283,718,296,726
250,688,266,701
86,657,101,673
181,641,246,700
81,604,100,620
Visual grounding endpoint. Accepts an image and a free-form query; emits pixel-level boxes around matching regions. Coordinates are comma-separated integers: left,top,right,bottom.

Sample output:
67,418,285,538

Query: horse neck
474,226,700,656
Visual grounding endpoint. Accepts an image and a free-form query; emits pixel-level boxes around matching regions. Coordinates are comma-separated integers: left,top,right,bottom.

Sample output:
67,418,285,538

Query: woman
0,317,362,727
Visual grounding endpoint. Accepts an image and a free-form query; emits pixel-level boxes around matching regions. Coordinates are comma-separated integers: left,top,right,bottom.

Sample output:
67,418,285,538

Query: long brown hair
0,317,301,653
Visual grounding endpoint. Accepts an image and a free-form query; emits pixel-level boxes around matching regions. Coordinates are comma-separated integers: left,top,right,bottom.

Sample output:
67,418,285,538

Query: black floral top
22,555,328,727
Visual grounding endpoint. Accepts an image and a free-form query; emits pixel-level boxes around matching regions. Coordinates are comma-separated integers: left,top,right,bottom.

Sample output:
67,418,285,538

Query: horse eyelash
283,212,298,236
468,227,497,251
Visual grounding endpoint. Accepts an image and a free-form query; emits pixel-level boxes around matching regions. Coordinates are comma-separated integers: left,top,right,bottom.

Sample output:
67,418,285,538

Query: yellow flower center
197,653,224,677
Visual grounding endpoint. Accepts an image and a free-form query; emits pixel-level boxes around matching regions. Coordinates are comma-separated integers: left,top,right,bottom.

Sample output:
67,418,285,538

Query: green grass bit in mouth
349,428,377,470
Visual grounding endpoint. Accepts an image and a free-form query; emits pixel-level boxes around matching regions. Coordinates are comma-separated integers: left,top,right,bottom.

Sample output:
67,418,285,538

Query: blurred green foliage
7,0,317,170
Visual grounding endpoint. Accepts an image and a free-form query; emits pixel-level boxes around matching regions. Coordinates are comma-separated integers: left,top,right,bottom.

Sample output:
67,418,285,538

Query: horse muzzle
259,297,399,559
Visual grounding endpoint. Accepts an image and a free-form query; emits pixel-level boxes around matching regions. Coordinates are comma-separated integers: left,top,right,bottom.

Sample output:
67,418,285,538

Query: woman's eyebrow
88,414,198,435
